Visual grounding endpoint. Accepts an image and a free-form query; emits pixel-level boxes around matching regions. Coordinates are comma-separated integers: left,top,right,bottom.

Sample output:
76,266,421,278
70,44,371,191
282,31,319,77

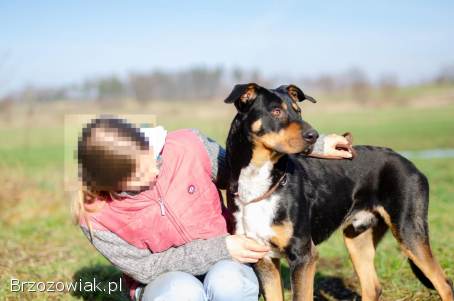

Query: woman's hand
323,133,354,158
309,132,356,159
225,235,270,263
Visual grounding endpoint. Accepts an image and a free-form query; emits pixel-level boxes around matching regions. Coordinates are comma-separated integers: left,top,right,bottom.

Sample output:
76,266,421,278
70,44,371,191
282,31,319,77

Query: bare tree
95,75,126,101
232,67,244,83
0,52,15,122
315,74,336,94
435,65,454,84
129,73,154,103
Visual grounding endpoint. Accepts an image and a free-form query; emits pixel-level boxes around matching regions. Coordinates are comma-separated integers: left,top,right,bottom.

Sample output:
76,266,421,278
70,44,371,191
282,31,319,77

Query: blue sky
1,0,454,95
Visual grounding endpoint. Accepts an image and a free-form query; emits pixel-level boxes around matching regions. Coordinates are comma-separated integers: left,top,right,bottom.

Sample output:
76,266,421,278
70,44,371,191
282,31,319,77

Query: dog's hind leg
287,240,318,301
376,201,454,301
403,241,454,301
255,257,283,301
343,218,387,301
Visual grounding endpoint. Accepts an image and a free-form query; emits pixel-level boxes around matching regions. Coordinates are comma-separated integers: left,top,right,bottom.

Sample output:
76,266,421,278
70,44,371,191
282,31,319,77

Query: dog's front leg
255,256,283,301
288,240,318,301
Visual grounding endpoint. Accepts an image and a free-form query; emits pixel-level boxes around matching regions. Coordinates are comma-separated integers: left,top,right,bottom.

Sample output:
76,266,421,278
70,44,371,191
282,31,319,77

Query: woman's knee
204,260,259,301
141,271,206,301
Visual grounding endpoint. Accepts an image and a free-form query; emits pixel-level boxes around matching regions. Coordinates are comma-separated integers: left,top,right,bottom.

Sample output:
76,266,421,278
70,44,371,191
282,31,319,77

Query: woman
75,117,352,301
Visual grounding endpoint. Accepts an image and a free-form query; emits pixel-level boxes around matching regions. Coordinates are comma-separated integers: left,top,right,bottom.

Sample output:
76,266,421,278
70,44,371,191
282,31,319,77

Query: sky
1,0,454,96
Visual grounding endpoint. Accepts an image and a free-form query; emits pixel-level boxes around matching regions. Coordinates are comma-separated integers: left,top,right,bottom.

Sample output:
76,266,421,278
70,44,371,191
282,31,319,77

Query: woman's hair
78,117,149,191
73,116,149,232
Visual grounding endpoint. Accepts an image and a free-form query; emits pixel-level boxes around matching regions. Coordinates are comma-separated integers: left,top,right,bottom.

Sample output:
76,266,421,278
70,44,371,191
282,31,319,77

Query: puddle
399,149,454,159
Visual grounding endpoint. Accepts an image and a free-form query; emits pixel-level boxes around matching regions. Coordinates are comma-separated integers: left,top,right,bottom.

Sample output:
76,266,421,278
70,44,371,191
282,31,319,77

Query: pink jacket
80,129,229,252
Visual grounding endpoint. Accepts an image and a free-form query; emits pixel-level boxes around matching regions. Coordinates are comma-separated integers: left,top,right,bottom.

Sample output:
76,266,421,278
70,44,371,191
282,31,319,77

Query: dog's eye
271,108,282,117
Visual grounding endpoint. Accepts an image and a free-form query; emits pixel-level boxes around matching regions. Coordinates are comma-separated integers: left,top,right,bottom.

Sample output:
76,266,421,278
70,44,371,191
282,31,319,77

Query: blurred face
119,147,159,192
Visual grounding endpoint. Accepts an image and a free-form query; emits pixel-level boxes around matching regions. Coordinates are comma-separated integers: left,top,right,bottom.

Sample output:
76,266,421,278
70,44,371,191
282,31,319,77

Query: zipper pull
158,199,166,216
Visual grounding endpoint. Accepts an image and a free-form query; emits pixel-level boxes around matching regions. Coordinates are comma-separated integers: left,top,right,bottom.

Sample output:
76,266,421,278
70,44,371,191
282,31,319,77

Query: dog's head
225,83,318,156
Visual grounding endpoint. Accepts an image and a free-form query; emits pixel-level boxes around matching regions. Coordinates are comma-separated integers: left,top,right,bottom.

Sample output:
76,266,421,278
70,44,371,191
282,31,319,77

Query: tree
129,73,154,103
95,76,126,101
379,74,399,100
435,65,454,84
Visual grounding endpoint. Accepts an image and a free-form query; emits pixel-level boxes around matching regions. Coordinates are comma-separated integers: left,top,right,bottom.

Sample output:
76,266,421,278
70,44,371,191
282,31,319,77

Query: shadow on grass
72,265,128,301
281,263,360,301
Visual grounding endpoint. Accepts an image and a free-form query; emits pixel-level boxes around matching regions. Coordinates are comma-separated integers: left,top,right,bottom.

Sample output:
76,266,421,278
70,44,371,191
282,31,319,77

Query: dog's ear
278,84,317,103
224,83,259,104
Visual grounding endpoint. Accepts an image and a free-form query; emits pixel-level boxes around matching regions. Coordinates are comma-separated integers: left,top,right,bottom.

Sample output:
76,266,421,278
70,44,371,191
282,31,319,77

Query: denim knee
141,271,206,301
204,260,259,301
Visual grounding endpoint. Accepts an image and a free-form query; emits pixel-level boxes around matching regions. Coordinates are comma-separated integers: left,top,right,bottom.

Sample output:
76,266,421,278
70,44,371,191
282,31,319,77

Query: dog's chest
234,162,281,245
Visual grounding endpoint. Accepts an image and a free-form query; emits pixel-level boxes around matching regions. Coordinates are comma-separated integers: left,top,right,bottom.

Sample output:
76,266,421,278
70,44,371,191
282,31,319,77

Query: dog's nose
303,129,319,144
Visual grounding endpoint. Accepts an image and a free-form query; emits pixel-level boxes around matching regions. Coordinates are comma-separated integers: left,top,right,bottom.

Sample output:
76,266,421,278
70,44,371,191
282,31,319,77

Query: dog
223,83,453,301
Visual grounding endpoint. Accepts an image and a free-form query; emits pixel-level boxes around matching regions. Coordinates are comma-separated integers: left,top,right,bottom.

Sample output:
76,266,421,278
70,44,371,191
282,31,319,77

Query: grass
0,102,453,300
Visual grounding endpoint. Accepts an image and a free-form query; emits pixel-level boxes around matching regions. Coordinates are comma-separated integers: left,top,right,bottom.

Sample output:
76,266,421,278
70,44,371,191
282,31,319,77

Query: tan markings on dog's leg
343,227,382,301
375,206,400,240
255,257,283,301
272,257,283,292
251,119,262,133
402,242,453,301
292,242,318,301
282,102,288,111
376,206,453,301
270,221,294,251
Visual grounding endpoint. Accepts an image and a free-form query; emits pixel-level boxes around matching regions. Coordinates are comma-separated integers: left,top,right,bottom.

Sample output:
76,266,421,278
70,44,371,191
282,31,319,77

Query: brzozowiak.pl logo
10,278,123,295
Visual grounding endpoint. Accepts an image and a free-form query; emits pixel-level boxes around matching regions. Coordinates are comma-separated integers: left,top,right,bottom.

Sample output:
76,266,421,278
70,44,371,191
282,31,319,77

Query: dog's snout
303,129,319,144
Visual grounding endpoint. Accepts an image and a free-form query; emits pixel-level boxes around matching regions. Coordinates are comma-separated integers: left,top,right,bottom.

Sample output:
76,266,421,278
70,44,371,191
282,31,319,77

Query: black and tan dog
224,83,453,301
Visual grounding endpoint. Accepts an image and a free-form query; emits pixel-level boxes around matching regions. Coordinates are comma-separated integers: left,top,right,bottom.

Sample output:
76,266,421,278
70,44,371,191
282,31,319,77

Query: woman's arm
190,129,355,189
81,227,231,284
189,129,230,189
80,227,268,284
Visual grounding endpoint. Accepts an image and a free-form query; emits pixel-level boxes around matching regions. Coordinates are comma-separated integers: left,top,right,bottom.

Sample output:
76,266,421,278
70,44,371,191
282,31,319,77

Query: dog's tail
408,259,435,289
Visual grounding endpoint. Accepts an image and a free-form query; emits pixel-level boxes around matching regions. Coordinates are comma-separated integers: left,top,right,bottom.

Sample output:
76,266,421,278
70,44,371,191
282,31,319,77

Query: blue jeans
140,259,259,301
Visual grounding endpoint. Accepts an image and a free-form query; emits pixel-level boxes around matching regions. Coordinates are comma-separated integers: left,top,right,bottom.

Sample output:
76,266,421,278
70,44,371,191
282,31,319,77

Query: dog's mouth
301,144,314,155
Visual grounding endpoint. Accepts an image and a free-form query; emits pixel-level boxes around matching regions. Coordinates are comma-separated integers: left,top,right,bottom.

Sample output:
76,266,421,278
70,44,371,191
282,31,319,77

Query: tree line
2,65,454,103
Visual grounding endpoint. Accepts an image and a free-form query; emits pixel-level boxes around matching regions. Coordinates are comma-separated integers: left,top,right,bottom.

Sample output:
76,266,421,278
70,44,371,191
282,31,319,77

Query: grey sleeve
189,128,229,189
81,227,231,284
310,134,326,155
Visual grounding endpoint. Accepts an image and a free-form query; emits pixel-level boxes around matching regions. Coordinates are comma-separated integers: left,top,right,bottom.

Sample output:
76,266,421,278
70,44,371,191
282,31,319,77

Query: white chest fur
234,161,281,248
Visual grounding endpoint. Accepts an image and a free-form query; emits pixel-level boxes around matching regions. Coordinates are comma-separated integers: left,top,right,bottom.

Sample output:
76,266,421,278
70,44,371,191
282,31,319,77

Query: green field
0,103,453,300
